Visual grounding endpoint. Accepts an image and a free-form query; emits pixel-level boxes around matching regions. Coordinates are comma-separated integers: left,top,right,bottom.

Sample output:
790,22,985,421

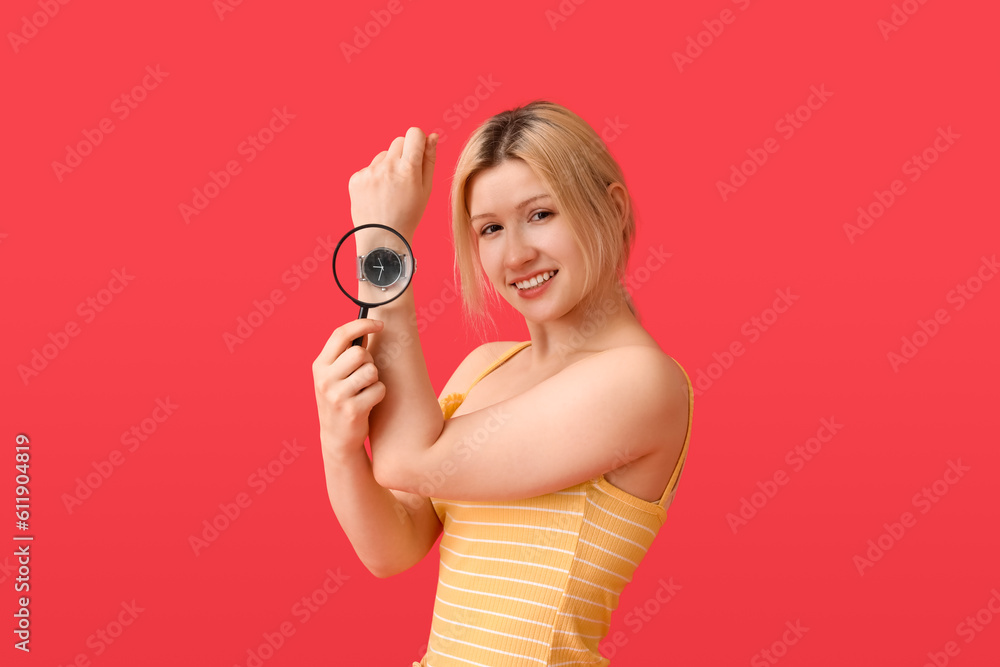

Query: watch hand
375,260,384,280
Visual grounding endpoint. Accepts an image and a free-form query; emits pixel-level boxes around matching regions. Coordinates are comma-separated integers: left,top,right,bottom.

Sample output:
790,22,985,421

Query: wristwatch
356,247,415,290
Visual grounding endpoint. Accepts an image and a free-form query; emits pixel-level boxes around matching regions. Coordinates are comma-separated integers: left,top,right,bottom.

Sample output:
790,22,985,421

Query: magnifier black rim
332,223,415,309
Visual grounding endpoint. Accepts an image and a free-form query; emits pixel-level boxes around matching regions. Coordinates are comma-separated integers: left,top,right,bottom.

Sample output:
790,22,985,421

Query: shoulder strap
465,341,532,395
657,355,694,509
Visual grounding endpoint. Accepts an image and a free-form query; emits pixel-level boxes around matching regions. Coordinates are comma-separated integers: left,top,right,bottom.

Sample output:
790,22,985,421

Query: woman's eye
480,212,551,236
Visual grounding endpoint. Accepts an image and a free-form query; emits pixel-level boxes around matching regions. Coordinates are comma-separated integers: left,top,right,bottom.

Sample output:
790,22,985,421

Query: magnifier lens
332,224,415,345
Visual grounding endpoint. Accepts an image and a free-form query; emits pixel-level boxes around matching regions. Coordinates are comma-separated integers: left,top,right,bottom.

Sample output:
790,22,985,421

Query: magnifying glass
332,223,416,346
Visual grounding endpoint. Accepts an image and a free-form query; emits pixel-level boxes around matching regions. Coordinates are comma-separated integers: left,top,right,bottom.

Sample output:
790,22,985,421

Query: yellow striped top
412,341,694,667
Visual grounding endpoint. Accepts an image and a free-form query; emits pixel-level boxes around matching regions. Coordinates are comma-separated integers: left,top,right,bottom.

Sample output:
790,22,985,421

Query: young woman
313,100,693,666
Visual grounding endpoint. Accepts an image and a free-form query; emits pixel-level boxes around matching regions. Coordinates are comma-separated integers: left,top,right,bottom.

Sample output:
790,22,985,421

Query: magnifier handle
351,304,370,346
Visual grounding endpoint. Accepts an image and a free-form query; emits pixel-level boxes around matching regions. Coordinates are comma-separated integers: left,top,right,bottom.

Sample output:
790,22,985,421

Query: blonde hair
449,100,638,340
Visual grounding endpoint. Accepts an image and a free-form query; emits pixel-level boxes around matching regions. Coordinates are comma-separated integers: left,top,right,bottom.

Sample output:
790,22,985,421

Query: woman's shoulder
572,342,690,422
437,340,524,400
590,343,688,386
574,326,686,377
566,344,690,452
608,342,687,377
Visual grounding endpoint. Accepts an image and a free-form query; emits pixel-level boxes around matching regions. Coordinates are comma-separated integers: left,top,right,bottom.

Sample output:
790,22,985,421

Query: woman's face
467,159,588,321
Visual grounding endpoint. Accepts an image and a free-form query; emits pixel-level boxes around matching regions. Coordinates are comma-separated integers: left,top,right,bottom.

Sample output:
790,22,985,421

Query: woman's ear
607,182,629,233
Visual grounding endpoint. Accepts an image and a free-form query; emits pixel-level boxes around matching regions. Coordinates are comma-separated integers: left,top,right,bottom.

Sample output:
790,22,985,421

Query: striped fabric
411,342,694,667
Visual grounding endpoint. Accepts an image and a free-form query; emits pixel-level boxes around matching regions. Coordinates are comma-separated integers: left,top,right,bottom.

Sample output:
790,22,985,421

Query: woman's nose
504,228,537,267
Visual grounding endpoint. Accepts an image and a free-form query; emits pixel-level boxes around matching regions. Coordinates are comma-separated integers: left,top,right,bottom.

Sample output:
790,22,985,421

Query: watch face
362,247,403,288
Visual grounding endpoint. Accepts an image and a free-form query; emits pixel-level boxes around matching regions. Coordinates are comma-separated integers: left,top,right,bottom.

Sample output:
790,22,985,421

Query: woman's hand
312,318,387,456
348,127,438,241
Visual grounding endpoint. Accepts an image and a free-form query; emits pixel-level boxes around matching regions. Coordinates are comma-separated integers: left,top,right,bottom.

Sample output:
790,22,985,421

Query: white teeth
515,271,554,290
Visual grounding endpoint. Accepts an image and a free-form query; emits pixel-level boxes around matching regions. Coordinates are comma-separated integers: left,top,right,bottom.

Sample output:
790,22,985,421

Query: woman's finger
313,318,384,368
323,341,369,378
352,378,386,408
386,135,405,161
368,150,388,168
336,357,380,398
401,126,427,168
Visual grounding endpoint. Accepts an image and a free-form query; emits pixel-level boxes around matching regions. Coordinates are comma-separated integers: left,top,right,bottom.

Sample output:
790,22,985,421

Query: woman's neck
522,284,649,369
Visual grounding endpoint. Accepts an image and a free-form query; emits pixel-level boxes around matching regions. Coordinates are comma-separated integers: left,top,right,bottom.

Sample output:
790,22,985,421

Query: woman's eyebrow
470,194,550,223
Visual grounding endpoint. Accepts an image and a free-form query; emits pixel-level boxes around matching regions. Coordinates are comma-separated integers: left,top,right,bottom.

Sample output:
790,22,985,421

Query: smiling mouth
511,270,557,290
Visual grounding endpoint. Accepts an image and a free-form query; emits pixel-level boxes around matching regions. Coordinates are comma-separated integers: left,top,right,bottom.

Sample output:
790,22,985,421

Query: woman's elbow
372,455,390,488
367,559,415,579
372,456,405,492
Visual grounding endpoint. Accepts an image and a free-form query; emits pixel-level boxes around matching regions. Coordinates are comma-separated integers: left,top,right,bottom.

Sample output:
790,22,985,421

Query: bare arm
365,289,445,478
374,346,692,502
343,126,448,489
313,318,441,578
321,336,515,576
313,127,446,578
321,442,441,578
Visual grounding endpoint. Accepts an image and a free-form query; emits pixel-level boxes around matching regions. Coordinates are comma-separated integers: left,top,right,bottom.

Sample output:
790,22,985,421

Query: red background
3,0,999,665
